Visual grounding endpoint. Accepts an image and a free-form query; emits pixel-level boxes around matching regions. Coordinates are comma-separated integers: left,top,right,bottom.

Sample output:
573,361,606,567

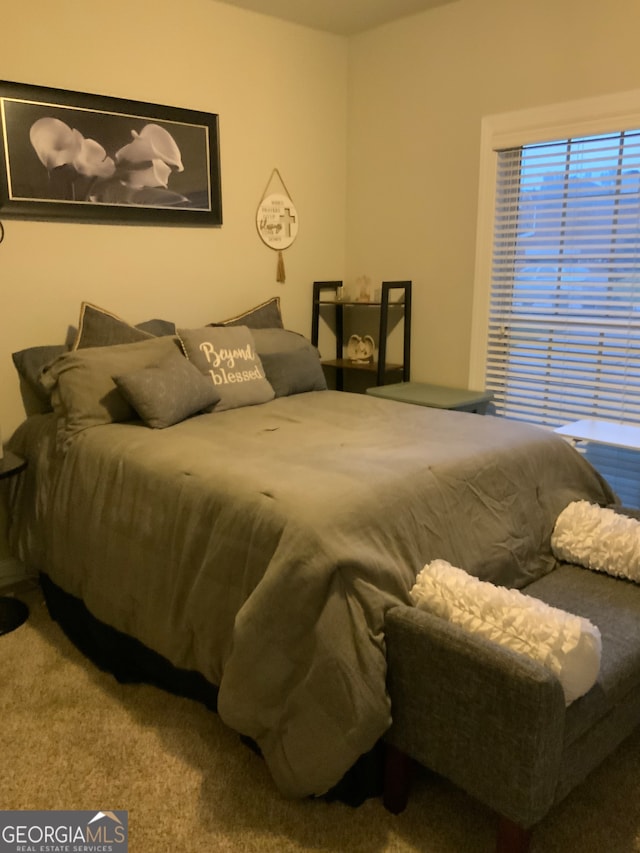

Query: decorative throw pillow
552,500,640,583
411,559,601,705
12,345,66,413
135,318,177,337
215,296,284,329
72,302,176,350
42,335,181,448
177,325,274,412
260,349,327,397
248,328,327,396
115,350,220,428
250,327,315,355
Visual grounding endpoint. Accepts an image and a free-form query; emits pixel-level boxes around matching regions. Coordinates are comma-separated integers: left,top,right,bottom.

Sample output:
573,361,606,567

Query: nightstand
0,451,29,635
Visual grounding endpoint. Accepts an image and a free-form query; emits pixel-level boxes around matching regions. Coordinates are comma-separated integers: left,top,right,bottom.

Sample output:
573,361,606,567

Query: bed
7,300,616,801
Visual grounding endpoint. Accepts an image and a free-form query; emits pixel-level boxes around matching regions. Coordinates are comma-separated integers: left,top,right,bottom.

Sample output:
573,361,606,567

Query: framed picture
0,80,222,226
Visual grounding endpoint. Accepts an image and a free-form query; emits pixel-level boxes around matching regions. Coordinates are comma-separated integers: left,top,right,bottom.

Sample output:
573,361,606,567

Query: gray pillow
72,302,176,349
42,336,181,448
177,325,275,412
115,351,220,428
260,349,327,397
12,345,66,412
73,302,153,349
135,318,177,337
251,327,314,355
215,296,284,329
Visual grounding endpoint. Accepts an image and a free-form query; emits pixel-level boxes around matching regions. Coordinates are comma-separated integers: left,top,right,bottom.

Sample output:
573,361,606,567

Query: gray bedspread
9,391,615,797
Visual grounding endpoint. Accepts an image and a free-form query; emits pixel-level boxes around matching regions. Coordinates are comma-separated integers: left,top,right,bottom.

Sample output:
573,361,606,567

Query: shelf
312,280,412,391
321,359,404,373
317,300,405,307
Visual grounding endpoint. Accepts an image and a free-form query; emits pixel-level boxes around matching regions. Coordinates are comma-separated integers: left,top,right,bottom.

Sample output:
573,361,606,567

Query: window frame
469,88,640,391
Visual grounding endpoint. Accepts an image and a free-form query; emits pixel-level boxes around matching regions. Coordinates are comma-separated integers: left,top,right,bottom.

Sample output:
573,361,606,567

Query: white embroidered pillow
411,559,601,705
552,500,640,583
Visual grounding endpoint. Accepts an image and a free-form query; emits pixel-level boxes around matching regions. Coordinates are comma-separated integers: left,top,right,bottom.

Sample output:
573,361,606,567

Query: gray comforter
9,391,615,797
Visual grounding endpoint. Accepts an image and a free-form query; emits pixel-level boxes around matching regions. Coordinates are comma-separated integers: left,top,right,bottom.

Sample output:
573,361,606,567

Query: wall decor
0,80,222,226
256,168,298,282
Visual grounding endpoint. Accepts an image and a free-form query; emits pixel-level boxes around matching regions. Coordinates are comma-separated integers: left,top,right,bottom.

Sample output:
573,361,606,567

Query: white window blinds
487,131,640,505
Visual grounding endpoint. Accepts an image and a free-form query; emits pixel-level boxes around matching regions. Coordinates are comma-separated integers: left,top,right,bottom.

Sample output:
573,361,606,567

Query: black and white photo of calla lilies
0,81,222,226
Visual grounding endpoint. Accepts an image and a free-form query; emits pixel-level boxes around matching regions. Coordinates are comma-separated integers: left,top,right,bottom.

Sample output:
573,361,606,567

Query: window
470,93,640,506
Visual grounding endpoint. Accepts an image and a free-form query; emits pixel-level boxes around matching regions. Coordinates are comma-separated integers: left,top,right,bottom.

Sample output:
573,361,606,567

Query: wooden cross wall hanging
256,169,299,282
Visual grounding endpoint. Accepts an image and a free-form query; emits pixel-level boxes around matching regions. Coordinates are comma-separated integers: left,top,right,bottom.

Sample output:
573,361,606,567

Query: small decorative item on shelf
355,274,372,302
346,334,375,364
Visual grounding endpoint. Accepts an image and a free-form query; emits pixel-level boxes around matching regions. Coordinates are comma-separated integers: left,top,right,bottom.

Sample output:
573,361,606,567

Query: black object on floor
0,596,29,636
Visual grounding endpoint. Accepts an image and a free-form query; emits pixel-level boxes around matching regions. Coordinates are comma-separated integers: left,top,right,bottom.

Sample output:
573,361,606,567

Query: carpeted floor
1,582,639,853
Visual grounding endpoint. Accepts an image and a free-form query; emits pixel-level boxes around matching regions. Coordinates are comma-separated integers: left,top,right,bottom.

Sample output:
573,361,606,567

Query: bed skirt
39,572,383,806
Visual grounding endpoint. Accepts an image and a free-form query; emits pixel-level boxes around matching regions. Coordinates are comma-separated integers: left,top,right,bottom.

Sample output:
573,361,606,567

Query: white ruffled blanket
411,560,601,705
551,501,640,583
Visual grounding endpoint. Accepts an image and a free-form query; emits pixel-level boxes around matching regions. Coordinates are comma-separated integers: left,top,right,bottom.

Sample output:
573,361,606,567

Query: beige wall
1,0,348,436
347,0,640,388
4,0,640,439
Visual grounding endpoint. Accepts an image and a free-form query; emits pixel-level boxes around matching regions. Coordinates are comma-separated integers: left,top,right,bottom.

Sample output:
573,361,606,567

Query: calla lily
29,117,80,170
124,159,173,189
29,116,188,204
30,117,115,179
115,123,184,172
71,131,116,179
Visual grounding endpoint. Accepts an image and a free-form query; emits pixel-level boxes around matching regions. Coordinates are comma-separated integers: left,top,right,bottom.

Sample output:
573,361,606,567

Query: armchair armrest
384,604,566,826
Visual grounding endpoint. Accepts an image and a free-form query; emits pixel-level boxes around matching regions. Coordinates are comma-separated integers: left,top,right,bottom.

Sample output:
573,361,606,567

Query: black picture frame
0,80,222,226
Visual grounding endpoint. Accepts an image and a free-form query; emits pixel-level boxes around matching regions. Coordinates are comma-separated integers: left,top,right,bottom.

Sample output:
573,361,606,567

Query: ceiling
213,0,459,36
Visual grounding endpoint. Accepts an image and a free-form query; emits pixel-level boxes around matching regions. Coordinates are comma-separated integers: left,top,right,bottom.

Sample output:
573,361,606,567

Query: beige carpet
1,583,639,853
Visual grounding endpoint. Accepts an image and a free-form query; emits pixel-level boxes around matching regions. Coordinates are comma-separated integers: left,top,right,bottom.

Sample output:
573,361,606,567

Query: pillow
114,350,220,429
250,327,315,356
177,325,275,412
12,345,66,412
135,318,177,337
72,302,176,349
411,559,601,705
260,349,327,397
250,328,327,395
42,335,180,448
215,296,284,329
552,500,640,583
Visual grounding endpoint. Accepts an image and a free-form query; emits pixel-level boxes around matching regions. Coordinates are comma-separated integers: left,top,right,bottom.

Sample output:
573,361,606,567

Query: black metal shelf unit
311,280,412,390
